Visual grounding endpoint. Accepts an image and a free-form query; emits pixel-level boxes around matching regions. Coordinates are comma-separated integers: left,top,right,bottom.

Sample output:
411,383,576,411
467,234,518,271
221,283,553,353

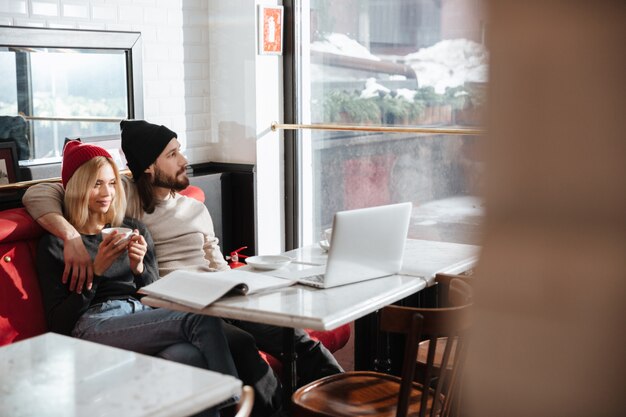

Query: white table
143,270,425,397
0,333,242,417
143,273,426,332
400,238,479,283
142,238,478,393
284,238,479,287
142,239,478,331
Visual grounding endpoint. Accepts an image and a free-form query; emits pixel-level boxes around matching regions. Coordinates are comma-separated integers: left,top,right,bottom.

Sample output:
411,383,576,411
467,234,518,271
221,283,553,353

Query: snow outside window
295,0,488,246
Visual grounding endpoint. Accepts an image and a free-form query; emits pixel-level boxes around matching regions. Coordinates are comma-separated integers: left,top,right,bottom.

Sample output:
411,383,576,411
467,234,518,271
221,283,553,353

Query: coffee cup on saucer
319,228,333,251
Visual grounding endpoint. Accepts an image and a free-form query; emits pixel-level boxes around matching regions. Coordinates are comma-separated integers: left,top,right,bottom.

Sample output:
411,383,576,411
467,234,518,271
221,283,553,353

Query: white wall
0,0,285,253
205,0,284,254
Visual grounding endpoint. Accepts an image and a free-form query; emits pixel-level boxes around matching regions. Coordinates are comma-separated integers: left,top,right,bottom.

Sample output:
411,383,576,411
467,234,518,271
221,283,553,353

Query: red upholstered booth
0,207,46,346
0,185,350,371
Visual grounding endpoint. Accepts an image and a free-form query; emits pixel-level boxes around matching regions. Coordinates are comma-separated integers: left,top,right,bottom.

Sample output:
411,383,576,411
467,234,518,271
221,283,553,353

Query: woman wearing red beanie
36,141,237,417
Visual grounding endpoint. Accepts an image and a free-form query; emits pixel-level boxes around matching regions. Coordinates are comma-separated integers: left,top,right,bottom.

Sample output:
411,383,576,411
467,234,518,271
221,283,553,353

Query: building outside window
0,49,127,162
290,0,488,247
0,27,142,169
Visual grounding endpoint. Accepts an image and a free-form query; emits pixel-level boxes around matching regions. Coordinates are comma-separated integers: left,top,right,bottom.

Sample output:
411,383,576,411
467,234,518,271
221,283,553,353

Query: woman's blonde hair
64,157,126,230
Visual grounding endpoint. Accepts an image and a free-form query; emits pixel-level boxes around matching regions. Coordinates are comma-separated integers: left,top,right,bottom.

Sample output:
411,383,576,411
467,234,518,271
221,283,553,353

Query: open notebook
138,269,295,309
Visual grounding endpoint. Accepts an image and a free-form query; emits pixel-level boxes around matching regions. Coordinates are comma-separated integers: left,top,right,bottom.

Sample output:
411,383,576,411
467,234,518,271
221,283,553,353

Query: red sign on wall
259,5,283,55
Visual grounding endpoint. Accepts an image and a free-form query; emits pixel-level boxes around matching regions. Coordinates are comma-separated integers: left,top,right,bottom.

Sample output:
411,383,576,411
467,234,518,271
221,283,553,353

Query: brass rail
271,122,483,136
1,122,482,192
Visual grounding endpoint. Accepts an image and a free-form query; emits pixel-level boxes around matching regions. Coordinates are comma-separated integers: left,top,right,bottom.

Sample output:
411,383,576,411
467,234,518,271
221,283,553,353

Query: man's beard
153,166,190,191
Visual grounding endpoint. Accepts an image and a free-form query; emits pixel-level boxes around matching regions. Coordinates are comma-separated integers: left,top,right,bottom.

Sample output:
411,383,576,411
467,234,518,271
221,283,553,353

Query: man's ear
144,164,155,175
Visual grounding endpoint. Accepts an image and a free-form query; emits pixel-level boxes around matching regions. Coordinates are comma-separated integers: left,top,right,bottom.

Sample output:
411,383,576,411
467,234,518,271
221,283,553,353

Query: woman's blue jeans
72,298,237,376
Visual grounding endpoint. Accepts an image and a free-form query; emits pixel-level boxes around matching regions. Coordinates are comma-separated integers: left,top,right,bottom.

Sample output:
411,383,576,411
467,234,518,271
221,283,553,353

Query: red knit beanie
61,140,112,188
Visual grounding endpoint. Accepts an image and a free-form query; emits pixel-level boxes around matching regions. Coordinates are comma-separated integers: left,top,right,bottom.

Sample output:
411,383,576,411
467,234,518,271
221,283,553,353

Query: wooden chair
291,284,473,417
233,386,254,417
433,273,474,309
417,274,474,370
418,277,473,417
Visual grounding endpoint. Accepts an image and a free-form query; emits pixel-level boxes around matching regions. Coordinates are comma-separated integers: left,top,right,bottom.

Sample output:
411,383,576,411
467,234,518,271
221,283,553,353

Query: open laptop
281,202,412,288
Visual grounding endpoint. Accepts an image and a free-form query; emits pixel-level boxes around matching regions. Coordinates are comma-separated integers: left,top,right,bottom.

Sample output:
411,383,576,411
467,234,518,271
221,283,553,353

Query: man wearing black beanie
120,120,176,181
23,119,342,417
119,120,190,215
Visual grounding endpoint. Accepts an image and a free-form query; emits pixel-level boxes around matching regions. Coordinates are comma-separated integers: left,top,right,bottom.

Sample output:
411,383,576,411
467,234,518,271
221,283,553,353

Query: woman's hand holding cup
127,230,147,275
94,229,132,276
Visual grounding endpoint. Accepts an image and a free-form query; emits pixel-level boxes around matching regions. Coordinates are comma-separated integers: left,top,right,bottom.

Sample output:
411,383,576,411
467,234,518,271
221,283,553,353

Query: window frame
283,1,486,249
0,25,143,167
282,0,299,250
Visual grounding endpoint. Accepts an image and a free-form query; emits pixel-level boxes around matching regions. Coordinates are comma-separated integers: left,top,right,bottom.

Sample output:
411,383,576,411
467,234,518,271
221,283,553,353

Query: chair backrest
380,281,473,417
447,277,473,308
179,185,205,203
434,272,474,308
234,385,254,417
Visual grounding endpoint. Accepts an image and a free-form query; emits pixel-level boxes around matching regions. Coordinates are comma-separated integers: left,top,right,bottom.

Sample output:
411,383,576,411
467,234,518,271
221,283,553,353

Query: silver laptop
291,202,412,289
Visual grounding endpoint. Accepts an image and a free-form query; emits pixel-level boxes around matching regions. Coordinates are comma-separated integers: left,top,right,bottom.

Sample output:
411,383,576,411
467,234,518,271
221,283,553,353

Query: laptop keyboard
303,274,325,283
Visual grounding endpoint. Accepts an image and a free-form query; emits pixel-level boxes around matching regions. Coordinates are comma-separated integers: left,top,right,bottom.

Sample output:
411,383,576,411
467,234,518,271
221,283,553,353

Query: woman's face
87,163,116,215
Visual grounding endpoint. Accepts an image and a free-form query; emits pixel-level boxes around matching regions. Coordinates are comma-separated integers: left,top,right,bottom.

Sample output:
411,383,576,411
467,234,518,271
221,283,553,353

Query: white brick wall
62,3,89,19
31,1,58,17
0,0,216,164
2,0,286,254
0,0,27,15
91,4,117,21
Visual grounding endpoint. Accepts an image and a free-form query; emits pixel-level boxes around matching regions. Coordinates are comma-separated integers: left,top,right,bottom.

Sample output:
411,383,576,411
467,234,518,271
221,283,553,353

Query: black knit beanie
120,120,177,179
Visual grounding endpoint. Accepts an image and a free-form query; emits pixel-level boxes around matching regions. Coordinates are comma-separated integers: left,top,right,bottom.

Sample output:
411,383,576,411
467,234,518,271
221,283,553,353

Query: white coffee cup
323,228,333,243
101,227,133,245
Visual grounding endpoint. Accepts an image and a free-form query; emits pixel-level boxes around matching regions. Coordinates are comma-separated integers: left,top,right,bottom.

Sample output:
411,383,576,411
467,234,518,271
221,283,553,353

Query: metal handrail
271,122,483,136
0,121,483,192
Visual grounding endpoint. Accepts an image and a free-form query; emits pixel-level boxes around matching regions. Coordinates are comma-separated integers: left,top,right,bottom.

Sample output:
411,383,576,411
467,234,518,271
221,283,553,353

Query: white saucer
318,240,331,252
245,255,292,270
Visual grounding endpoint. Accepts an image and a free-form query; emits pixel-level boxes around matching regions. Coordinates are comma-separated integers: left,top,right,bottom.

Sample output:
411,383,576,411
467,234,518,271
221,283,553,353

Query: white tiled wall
1,0,285,253
0,0,216,165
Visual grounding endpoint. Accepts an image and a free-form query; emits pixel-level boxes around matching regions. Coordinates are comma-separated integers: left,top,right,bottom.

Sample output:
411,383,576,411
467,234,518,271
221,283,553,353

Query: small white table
143,270,425,398
400,238,479,283
142,238,478,394
0,333,242,417
284,238,479,287
142,273,426,331
142,239,478,331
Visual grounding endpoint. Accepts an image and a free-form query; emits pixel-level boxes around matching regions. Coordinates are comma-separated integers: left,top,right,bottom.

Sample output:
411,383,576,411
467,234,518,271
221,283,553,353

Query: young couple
25,120,342,417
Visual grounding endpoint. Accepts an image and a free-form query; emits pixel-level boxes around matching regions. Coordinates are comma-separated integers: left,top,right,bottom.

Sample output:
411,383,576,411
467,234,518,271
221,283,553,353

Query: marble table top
283,238,478,285
399,238,479,284
143,273,427,331
142,239,478,331
0,333,241,417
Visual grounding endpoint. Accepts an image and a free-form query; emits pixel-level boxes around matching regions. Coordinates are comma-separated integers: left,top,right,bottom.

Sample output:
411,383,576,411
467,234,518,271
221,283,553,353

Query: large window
0,26,143,168
291,0,487,246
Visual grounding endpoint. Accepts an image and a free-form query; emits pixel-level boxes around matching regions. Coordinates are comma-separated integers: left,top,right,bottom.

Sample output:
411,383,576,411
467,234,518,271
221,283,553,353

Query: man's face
150,138,189,191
